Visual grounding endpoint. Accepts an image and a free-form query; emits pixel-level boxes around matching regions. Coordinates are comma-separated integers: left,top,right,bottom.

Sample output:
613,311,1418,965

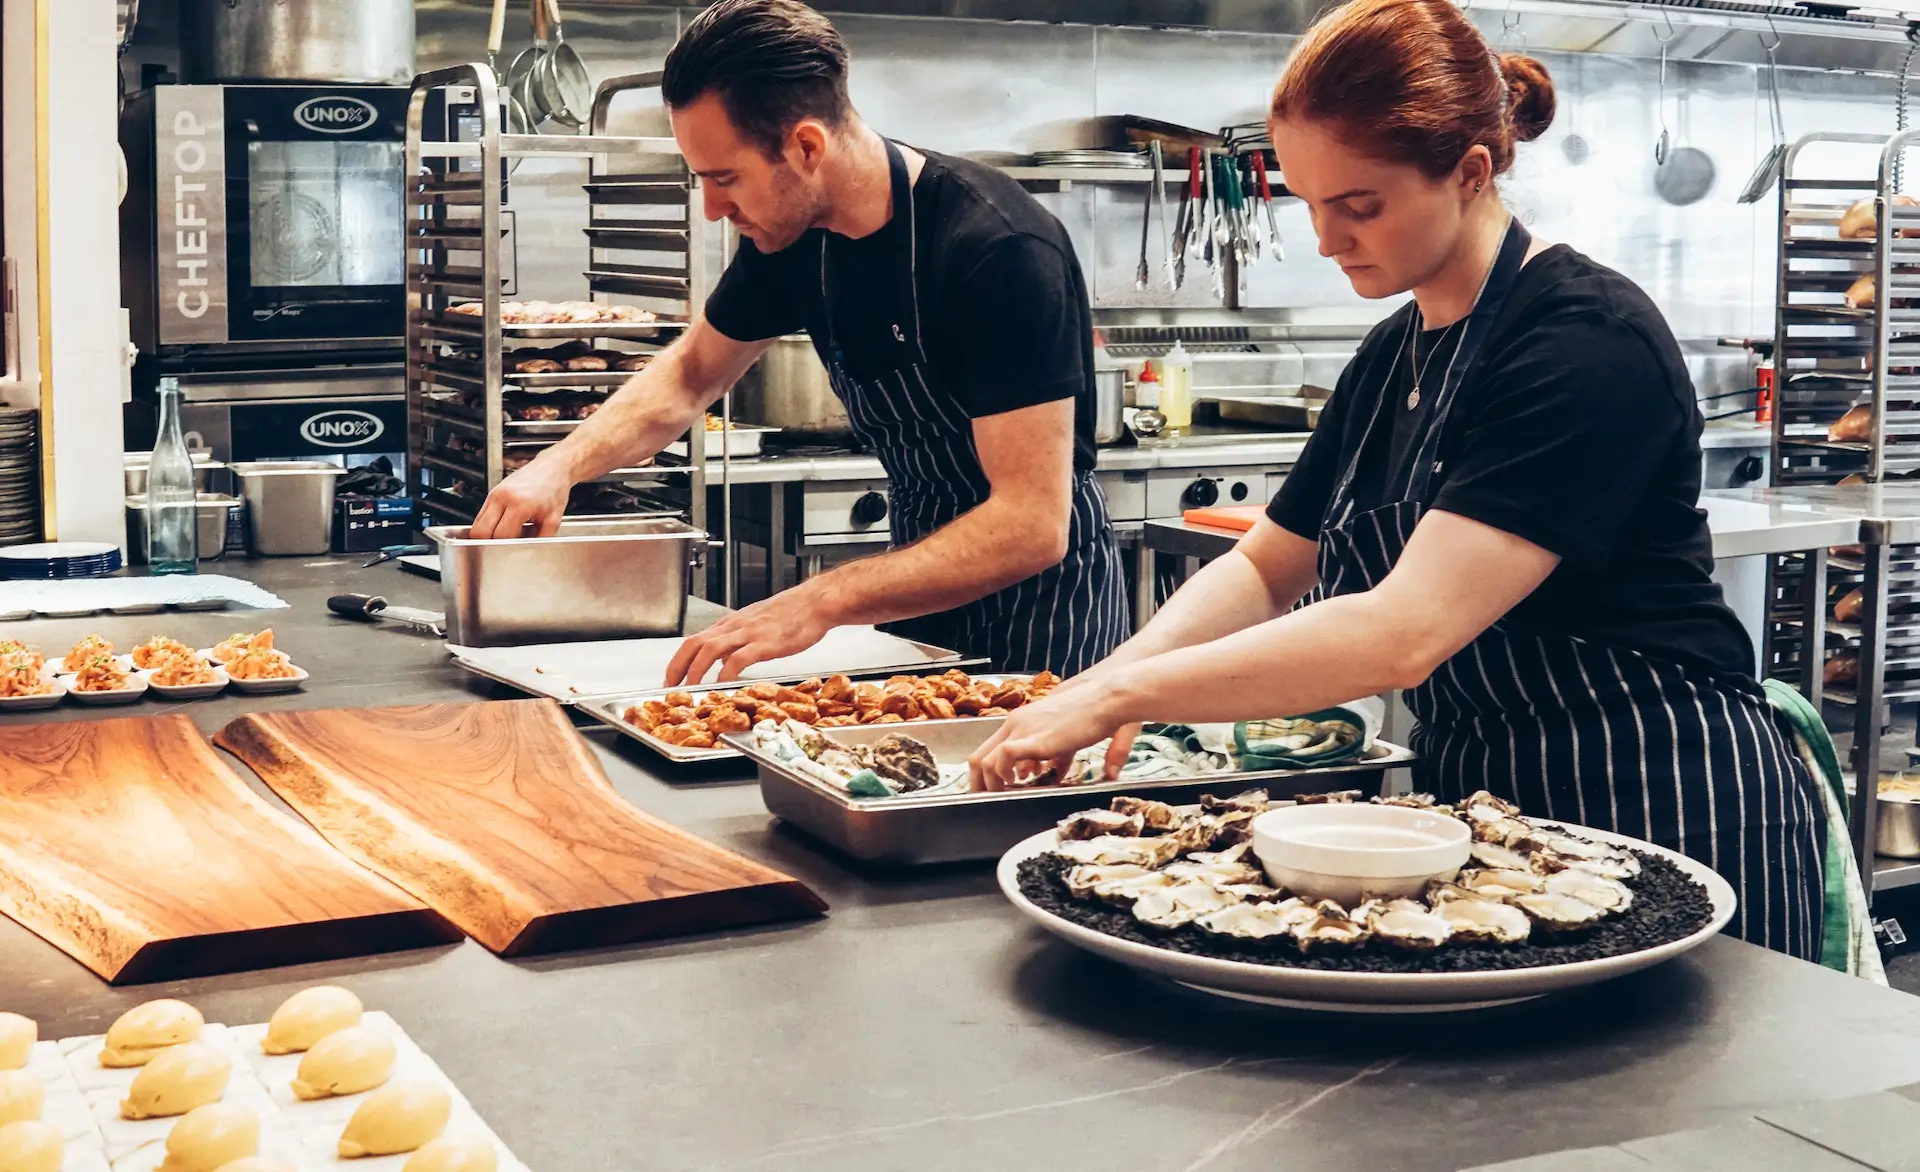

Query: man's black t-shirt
704,147,1098,474
1267,244,1754,680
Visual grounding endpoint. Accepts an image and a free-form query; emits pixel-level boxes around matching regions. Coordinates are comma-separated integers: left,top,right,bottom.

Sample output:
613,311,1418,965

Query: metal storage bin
230,462,344,556
124,495,238,562
428,517,707,647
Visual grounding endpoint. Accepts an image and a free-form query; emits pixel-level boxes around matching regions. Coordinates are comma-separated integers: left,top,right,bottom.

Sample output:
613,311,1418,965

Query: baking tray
665,426,778,458
449,627,974,704
725,717,1417,865
579,671,1026,763
501,318,687,341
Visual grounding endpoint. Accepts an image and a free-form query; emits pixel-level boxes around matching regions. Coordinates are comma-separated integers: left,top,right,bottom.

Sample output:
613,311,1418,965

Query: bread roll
1829,404,1873,443
263,987,362,1056
291,1027,395,1100
158,1103,258,1172
1835,587,1864,624
0,1120,60,1172
337,1081,451,1158
0,1072,41,1127
103,1000,204,1067
0,1016,33,1071
402,1136,498,1172
121,1044,230,1120
1847,273,1876,310
563,355,608,372
1826,651,1860,688
1840,194,1920,240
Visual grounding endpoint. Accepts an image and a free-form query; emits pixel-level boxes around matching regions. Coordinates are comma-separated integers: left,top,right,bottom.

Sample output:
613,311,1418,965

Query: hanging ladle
1653,11,1676,166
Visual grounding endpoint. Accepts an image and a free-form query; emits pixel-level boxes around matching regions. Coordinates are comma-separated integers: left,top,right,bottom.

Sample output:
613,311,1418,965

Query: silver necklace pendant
1406,386,1421,410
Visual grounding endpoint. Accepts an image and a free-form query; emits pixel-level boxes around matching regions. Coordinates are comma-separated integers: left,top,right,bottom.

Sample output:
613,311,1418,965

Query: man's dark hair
662,0,852,159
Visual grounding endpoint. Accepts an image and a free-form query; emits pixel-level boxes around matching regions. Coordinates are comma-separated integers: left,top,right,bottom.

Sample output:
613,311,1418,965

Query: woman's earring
1475,180,1484,192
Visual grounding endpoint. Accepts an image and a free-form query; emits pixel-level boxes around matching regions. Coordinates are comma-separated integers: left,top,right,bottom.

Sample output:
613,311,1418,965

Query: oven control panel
1146,469,1271,518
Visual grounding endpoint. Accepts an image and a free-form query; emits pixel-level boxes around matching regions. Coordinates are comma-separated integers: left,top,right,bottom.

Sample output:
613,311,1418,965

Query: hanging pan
506,0,551,127
1738,23,1787,204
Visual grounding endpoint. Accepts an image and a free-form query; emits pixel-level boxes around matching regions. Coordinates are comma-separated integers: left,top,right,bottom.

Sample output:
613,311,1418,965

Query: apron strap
817,137,927,366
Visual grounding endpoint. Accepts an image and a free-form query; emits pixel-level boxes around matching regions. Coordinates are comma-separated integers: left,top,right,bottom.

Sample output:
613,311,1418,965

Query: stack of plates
0,409,38,546
1029,148,1150,169
0,541,122,580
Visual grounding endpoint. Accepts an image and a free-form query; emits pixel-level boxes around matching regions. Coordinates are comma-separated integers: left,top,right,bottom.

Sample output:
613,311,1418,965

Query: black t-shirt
704,148,1098,475
1268,244,1754,679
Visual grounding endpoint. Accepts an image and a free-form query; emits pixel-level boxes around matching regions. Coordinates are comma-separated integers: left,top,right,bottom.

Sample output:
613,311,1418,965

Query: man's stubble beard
751,160,832,253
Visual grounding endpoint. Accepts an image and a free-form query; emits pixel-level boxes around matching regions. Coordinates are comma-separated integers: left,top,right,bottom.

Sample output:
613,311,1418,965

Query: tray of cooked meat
577,669,1035,763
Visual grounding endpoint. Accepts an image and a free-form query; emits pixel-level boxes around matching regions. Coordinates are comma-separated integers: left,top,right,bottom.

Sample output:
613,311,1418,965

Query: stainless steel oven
120,84,409,353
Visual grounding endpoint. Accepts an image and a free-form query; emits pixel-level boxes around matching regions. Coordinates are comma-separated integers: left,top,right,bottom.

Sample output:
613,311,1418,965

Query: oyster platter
1000,788,1736,1012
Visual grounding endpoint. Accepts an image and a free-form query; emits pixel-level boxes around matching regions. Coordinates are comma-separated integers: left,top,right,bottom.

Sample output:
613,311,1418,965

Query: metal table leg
1133,538,1157,631
1853,540,1891,901
1801,546,1828,708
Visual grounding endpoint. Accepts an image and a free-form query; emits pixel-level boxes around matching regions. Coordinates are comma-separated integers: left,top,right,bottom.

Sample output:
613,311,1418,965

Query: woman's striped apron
1316,219,1826,958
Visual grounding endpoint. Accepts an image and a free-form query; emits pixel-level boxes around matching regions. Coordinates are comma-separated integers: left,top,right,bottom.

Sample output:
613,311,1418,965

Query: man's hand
470,462,573,539
665,588,837,686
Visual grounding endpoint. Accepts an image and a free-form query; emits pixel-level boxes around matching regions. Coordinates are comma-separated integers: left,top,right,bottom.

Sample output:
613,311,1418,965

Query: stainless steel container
728,718,1417,865
732,336,852,439
428,517,707,648
230,461,344,556
1093,369,1126,445
1877,792,1920,859
183,0,415,84
124,495,239,562
124,453,222,497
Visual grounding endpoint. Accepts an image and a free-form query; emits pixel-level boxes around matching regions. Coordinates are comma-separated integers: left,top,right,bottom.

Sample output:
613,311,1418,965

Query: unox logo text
300,409,384,448
293,96,378,135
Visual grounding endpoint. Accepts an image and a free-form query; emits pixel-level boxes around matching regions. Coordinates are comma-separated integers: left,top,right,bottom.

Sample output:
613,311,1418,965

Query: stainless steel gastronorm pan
725,718,1417,865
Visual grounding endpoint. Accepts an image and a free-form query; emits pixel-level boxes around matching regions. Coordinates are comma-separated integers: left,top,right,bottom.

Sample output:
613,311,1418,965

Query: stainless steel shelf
1874,857,1920,891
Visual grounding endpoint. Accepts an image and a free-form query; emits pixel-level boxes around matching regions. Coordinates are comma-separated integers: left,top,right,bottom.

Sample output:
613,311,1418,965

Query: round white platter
997,819,1736,1014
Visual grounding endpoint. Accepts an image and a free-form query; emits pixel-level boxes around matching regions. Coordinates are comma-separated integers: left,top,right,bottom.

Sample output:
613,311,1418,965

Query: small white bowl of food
0,662,65,710
225,646,306,694
1252,802,1472,905
129,635,197,672
147,656,228,700
55,635,118,675
66,655,149,705
201,628,276,667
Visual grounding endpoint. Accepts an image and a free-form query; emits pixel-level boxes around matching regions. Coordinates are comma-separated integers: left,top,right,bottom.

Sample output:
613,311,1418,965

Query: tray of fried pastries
576,670,1056,763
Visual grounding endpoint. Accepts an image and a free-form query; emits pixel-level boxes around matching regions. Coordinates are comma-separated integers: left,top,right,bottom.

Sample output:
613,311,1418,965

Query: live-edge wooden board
0,715,456,984
216,699,828,955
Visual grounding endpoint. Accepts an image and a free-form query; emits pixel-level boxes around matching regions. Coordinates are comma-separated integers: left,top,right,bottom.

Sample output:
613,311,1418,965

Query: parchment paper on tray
448,624,966,702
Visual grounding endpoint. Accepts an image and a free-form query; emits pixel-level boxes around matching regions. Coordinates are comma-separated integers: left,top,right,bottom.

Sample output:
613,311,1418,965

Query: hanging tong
1152,141,1174,290
1250,150,1283,262
1171,145,1202,289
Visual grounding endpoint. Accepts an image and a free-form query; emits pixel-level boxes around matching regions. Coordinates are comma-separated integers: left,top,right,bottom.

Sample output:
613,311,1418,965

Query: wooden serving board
0,715,454,984
216,700,827,955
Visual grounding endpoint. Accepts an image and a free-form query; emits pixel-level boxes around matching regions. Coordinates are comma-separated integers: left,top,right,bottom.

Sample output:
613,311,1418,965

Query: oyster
1058,809,1146,841
1162,856,1264,889
868,734,941,792
1204,809,1260,848
1462,790,1522,819
1295,790,1363,805
1473,816,1535,845
1131,881,1242,929
1110,795,1183,832
1292,901,1372,954
1370,907,1454,952
1055,835,1185,869
1200,789,1270,813
1066,864,1175,906
1528,830,1618,862
1187,843,1251,867
1568,853,1642,881
1544,869,1633,914
1435,897,1531,945
1373,792,1443,810
1195,901,1298,939
1468,841,1532,872
1514,891,1607,934
1458,868,1543,898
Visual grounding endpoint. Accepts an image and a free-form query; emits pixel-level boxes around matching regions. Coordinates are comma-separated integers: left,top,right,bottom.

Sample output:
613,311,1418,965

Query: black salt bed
1016,852,1714,973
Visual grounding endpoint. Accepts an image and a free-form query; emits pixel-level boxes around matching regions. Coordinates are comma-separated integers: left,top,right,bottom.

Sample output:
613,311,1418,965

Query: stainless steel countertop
1709,484,1920,547
1143,489,1874,563
702,436,1312,486
5,558,1920,1171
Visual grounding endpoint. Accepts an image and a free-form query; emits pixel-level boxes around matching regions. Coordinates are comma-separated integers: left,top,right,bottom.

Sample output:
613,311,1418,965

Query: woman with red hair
974,0,1823,957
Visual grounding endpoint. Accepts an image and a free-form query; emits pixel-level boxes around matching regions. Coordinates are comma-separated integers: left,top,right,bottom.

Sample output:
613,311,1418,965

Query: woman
971,0,1825,959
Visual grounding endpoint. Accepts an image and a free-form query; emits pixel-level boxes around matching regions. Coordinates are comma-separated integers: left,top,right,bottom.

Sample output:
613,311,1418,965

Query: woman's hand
968,680,1135,791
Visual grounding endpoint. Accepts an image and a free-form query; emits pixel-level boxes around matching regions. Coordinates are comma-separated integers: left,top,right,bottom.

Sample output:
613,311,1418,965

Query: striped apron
1316,220,1826,959
812,139,1128,676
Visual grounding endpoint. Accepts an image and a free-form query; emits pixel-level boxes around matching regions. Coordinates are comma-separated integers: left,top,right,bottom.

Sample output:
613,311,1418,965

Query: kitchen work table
5,557,1920,1171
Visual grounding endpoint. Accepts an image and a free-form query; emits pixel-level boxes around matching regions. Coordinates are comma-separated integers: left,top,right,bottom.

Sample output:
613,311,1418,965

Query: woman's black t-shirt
1266,244,1755,680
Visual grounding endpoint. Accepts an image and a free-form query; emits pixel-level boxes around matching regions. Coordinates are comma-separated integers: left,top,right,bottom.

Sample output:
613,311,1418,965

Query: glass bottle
146,377,199,574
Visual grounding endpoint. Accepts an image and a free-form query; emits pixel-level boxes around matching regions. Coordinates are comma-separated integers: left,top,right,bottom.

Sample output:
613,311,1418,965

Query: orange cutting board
216,700,827,955
0,715,453,984
1182,504,1266,532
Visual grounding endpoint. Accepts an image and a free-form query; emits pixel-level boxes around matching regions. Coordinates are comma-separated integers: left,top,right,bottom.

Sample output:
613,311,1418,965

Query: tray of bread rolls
0,988,525,1172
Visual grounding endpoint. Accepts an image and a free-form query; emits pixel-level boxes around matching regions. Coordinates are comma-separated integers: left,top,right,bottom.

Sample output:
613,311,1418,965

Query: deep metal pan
724,718,1416,865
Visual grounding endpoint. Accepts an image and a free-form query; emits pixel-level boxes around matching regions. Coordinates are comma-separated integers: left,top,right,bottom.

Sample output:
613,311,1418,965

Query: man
471,0,1126,685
